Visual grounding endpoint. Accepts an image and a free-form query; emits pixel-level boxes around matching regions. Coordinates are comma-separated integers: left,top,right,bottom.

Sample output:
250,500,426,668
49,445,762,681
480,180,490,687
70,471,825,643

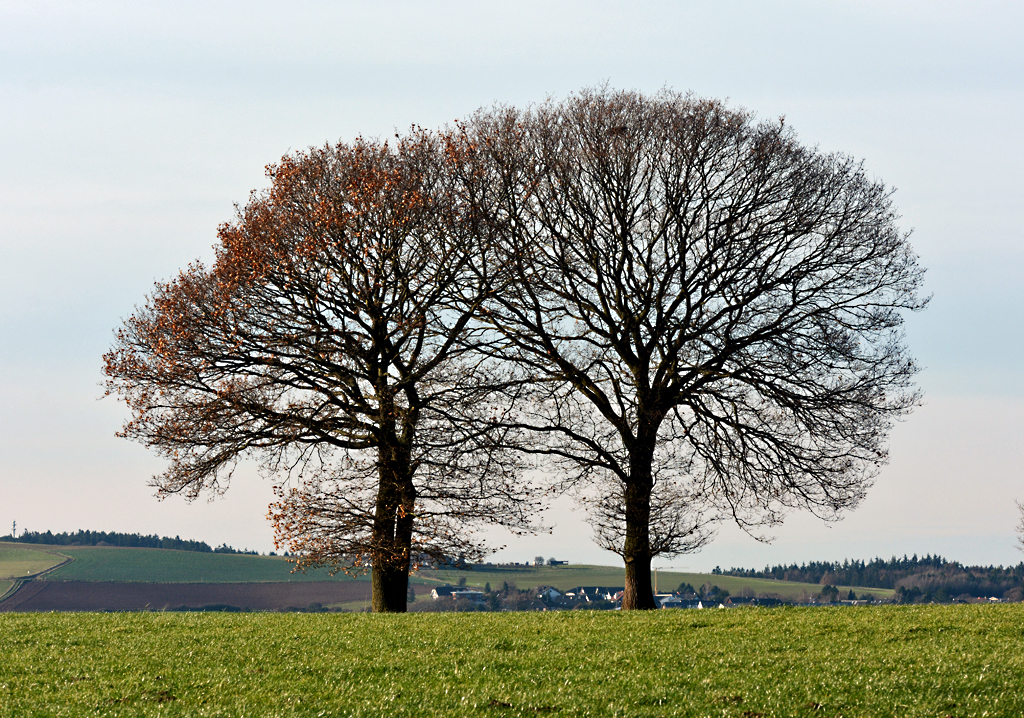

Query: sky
2,0,1022,572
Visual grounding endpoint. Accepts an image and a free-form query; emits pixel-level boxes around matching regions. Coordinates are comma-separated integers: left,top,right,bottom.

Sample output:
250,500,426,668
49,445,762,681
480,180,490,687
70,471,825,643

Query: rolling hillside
43,546,371,583
420,564,894,602
0,543,68,579
0,541,894,611
0,543,383,612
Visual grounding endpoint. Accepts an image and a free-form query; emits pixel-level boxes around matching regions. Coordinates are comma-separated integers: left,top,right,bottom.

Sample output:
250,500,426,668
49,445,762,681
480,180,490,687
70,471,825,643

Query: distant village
423,581,866,612
415,556,1020,612
421,580,1011,612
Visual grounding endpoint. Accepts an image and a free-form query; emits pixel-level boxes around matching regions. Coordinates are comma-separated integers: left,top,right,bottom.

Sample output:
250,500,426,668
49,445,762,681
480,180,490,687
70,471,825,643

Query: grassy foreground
1,606,1021,717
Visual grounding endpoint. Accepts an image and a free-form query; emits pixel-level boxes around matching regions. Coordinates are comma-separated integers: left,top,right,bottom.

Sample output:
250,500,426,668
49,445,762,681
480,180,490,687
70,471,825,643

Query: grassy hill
0,542,893,599
0,606,1019,715
420,564,895,601
0,543,68,579
43,546,370,584
0,541,368,584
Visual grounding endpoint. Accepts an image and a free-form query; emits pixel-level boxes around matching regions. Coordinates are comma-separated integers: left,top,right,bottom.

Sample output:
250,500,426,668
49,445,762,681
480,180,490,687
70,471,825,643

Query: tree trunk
387,474,417,612
620,443,657,610
370,474,408,613
370,427,414,613
622,551,655,610
371,555,409,613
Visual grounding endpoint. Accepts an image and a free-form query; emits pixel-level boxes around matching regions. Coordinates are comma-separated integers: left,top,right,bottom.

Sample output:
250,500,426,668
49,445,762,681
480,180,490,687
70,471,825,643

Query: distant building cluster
425,584,818,611
422,581,907,612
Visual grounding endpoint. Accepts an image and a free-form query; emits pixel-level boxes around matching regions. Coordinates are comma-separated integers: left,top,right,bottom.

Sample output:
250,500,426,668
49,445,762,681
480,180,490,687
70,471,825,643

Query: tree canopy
106,87,925,611
457,88,926,608
104,133,536,612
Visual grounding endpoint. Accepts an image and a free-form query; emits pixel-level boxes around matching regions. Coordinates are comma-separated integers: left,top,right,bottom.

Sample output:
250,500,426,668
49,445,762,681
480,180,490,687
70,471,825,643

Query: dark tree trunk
371,554,409,613
621,443,657,610
370,425,415,613
370,473,407,613
387,475,417,612
622,551,655,610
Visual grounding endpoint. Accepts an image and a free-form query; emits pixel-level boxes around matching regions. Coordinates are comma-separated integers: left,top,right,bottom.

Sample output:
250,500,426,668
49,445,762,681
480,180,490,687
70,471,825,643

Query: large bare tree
104,134,535,612
459,88,927,609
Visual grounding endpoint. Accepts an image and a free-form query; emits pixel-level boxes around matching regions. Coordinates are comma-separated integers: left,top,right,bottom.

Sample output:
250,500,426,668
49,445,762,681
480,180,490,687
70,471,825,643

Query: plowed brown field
0,580,431,612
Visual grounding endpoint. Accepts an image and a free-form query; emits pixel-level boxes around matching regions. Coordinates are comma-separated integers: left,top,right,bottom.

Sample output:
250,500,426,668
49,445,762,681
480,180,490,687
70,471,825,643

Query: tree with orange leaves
104,133,537,612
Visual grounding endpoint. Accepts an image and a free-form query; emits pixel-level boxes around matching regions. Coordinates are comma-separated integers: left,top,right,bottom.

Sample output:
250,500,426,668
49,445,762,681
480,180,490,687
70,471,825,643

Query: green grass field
0,543,68,579
1,605,1020,716
422,564,894,601
0,581,13,600
41,546,371,584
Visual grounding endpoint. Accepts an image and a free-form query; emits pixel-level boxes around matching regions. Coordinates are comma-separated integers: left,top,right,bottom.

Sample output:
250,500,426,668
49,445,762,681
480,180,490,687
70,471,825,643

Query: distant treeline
0,530,258,555
718,555,1024,602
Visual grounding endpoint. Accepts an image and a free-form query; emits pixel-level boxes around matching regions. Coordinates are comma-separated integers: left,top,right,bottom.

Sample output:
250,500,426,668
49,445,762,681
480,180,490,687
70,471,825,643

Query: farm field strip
0,580,435,613
646,571,895,600
1,605,1019,716
42,546,372,583
0,580,381,613
0,542,69,579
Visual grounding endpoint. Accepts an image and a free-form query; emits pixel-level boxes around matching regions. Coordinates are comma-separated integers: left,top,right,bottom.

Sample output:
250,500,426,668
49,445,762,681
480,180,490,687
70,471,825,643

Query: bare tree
458,88,926,609
104,133,536,612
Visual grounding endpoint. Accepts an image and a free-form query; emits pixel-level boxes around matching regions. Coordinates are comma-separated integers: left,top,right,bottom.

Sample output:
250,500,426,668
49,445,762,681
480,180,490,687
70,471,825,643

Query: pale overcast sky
2,1,1022,571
